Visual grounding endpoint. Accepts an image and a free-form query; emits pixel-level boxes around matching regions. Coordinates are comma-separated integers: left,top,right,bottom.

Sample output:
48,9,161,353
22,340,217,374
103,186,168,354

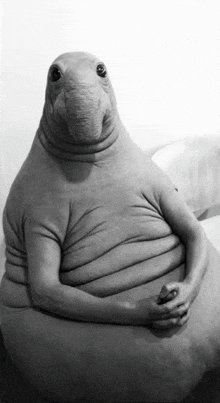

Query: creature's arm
25,220,185,327
157,172,208,311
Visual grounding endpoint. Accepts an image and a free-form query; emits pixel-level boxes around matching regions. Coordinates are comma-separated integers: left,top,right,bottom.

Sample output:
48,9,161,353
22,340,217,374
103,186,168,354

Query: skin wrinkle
61,72,106,144
65,205,103,238
1,51,218,403
67,221,167,253
39,102,119,156
60,240,183,286
4,212,23,247
123,230,175,244
75,247,185,297
2,52,207,320
6,261,27,270
6,247,23,259
60,194,173,268
61,234,181,276
49,57,116,146
64,221,106,252
39,126,72,153
40,123,79,150
6,241,25,254
5,270,28,285
64,220,153,253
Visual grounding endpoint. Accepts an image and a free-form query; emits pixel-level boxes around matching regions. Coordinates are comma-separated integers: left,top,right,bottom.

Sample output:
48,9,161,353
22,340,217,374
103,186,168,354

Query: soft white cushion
200,215,220,254
152,135,220,213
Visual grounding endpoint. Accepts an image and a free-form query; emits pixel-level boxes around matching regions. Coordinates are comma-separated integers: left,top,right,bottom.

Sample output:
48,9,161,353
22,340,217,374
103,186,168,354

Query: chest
61,174,171,268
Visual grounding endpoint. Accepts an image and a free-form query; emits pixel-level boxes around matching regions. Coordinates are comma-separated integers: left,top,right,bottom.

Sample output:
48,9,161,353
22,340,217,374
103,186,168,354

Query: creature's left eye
96,64,107,78
49,66,62,82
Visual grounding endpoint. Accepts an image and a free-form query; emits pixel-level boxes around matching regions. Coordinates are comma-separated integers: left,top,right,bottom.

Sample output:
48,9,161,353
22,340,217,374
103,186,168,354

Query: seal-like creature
1,52,220,403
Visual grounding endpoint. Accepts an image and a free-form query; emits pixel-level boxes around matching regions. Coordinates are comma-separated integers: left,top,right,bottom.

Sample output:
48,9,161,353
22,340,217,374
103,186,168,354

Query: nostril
102,114,110,126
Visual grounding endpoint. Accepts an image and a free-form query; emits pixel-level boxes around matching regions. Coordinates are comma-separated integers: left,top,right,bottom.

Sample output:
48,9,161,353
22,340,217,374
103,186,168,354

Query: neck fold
37,115,126,162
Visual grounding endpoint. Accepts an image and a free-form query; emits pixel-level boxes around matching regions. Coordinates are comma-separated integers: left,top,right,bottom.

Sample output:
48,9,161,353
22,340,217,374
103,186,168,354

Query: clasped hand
136,281,195,329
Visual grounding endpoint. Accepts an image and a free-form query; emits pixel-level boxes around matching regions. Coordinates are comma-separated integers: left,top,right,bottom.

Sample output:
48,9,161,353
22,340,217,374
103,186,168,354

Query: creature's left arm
156,173,208,312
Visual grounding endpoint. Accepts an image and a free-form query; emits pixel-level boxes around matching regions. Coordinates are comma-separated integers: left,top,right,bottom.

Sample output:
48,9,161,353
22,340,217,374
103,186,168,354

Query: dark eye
49,66,62,82
96,64,107,78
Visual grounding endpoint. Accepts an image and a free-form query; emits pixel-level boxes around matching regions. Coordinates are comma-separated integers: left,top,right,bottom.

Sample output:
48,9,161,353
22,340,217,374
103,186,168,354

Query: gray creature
1,52,220,402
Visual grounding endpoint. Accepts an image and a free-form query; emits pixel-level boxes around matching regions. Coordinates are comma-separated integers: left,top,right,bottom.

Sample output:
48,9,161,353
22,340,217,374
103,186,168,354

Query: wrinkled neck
37,112,128,162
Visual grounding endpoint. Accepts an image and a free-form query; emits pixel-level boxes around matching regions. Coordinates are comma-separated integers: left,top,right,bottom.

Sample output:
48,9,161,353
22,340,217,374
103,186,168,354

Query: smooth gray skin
1,52,189,309
1,52,220,403
39,51,119,154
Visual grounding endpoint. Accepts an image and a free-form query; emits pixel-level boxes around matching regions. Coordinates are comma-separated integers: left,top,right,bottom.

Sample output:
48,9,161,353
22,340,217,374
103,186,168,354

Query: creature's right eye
49,66,62,82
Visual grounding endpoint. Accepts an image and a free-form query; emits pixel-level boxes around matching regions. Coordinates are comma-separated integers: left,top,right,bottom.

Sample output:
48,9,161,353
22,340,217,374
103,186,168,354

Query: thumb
159,283,179,301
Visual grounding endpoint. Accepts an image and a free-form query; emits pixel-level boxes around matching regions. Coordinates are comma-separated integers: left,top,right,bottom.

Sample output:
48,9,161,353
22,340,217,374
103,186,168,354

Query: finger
157,298,182,316
160,296,184,313
159,283,179,302
162,302,189,319
157,302,189,320
152,317,181,330
162,290,178,302
159,285,170,300
177,308,190,326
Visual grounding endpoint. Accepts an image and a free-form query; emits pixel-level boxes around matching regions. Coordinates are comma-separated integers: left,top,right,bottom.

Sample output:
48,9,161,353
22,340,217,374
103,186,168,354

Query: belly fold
1,235,184,307
60,240,185,297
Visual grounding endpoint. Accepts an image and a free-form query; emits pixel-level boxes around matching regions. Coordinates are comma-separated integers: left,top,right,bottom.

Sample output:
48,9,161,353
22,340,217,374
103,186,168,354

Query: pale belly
1,154,187,308
1,242,220,403
1,216,185,307
58,201,185,296
60,233,184,297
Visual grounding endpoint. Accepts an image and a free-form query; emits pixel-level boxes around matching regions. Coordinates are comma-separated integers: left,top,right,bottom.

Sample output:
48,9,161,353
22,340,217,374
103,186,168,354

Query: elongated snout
44,52,117,145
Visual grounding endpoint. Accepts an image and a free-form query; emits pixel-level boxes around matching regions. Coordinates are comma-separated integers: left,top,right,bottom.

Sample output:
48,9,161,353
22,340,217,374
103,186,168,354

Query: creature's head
41,52,118,147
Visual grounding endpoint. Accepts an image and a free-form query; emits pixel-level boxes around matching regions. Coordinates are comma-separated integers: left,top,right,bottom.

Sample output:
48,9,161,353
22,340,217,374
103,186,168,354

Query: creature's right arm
25,220,186,327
